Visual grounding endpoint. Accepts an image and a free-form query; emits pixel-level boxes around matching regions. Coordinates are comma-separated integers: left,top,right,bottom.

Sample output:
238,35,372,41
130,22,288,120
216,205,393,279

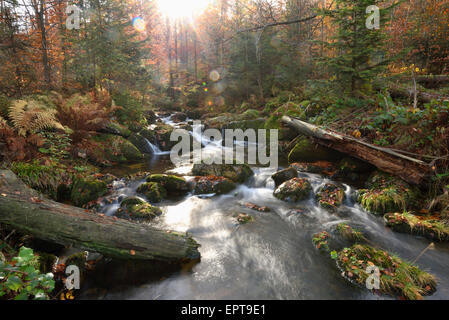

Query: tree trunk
383,84,449,103
282,116,432,186
0,170,200,262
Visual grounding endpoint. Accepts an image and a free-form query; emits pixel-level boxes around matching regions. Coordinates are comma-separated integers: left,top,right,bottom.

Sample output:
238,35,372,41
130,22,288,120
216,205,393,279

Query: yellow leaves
352,129,362,138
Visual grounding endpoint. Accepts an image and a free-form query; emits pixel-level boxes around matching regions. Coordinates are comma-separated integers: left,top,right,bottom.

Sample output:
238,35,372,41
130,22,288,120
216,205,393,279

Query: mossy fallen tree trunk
384,84,449,103
282,116,432,186
0,170,200,262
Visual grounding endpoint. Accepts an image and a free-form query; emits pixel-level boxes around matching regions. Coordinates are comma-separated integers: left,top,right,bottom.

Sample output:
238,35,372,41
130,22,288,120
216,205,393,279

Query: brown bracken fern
9,100,64,137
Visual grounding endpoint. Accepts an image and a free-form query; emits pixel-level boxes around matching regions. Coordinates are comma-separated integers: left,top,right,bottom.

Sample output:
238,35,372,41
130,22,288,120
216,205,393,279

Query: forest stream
77,114,449,300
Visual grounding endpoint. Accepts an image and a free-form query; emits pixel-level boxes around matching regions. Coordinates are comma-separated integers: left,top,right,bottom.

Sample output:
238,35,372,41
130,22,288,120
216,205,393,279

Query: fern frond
9,100,64,136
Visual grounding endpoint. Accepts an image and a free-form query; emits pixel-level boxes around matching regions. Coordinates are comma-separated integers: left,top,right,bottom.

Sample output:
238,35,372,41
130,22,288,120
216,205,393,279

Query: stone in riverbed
357,171,418,215
70,178,108,207
337,244,436,300
274,177,312,202
290,161,336,176
316,183,345,211
193,176,236,195
384,212,449,242
118,196,162,222
171,112,187,123
136,182,167,203
192,163,254,183
146,174,190,195
271,167,298,187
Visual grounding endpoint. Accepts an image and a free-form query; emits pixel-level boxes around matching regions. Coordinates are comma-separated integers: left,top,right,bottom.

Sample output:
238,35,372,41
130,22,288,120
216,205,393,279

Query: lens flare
132,17,146,32
209,70,220,82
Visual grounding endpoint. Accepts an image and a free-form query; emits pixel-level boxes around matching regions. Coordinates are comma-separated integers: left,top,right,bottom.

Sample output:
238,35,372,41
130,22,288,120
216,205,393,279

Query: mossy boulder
154,123,176,151
316,183,345,211
337,245,436,300
193,176,236,195
288,136,339,163
335,224,367,243
171,112,187,123
146,174,189,195
136,182,167,203
192,163,254,183
104,122,132,138
385,212,449,242
312,231,331,252
70,178,108,207
118,197,162,222
290,161,336,175
120,138,145,161
274,177,312,202
357,172,418,215
271,167,298,187
128,133,151,154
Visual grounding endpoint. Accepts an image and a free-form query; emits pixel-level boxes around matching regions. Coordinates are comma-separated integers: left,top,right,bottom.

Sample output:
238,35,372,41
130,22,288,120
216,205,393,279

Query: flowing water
85,115,449,300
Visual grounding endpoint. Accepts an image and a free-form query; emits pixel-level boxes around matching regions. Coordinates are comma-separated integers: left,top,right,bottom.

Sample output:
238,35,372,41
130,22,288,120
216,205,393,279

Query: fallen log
386,84,449,103
281,116,433,186
0,170,200,262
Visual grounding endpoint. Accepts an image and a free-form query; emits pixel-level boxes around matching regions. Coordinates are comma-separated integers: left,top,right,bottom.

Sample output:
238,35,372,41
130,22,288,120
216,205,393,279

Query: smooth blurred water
86,114,449,300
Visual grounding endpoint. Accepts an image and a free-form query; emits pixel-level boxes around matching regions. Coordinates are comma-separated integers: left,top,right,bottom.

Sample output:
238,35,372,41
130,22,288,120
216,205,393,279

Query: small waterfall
144,138,170,156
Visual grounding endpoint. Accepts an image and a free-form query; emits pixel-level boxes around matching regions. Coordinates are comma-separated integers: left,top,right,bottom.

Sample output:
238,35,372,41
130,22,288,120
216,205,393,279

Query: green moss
192,163,254,183
70,178,108,207
136,182,167,203
241,109,260,120
121,196,145,207
274,177,312,202
146,174,189,194
312,231,331,252
385,212,449,242
118,200,162,222
357,172,418,215
193,176,236,195
288,136,337,163
37,252,57,274
316,183,345,211
338,245,436,300
336,224,367,243
10,161,69,200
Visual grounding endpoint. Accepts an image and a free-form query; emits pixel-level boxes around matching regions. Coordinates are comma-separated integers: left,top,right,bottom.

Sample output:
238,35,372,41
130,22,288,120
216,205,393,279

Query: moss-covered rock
288,136,339,163
193,176,236,195
290,161,336,175
336,224,368,243
104,122,132,138
316,183,345,211
128,132,151,154
357,172,418,215
120,138,144,161
136,182,167,203
154,123,176,151
118,197,162,222
274,177,312,202
312,231,331,252
38,252,57,274
385,212,449,242
271,167,298,187
70,178,108,207
192,163,254,183
146,174,189,195
171,112,187,123
337,245,436,300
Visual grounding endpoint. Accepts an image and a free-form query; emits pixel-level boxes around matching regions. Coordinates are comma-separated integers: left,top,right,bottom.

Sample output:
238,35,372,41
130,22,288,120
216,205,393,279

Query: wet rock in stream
271,167,298,187
193,176,236,195
274,177,312,202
